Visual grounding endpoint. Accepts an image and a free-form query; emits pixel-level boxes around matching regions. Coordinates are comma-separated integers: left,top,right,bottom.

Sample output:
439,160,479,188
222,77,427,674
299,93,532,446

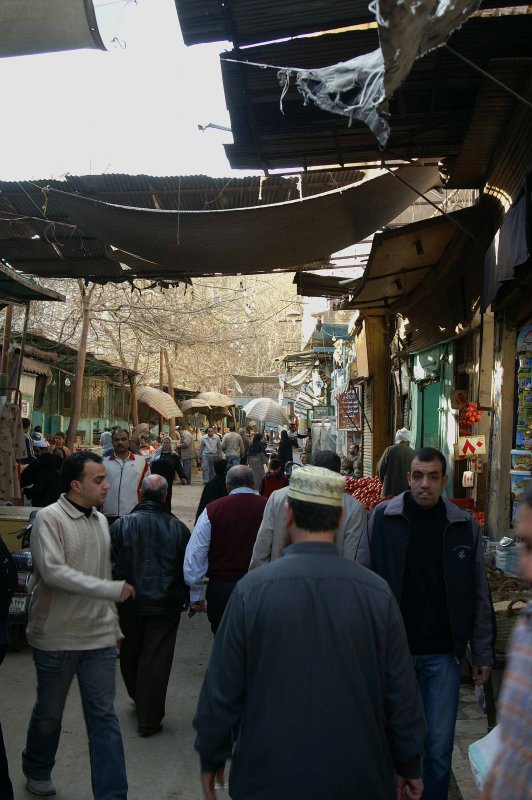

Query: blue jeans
23,647,127,800
412,653,461,800
225,455,241,470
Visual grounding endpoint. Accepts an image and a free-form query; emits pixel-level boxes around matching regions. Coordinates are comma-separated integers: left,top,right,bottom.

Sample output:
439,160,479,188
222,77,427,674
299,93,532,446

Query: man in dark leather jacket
110,474,190,737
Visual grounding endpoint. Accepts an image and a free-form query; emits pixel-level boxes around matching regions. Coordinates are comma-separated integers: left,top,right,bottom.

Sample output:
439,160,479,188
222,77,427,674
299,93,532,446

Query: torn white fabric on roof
285,0,482,146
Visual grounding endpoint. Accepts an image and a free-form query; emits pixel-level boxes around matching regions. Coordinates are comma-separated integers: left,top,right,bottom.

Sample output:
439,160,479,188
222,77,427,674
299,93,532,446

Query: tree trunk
104,326,138,427
65,282,95,450
163,347,176,437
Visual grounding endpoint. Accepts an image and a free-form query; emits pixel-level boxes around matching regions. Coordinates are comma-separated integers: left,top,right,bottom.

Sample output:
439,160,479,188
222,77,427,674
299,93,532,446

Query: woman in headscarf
150,437,186,510
246,433,268,491
277,429,293,469
195,459,228,522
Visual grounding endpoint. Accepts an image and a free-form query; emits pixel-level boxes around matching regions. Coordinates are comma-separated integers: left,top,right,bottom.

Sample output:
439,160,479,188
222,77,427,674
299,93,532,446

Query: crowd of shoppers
2,424,530,800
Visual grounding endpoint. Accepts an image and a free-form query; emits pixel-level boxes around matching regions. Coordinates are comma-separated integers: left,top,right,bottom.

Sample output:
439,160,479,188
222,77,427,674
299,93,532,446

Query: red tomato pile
344,476,358,494
349,476,393,511
459,402,483,436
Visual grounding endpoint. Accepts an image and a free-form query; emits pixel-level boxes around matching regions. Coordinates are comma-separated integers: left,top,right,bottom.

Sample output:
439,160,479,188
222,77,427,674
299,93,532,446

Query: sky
0,0,251,181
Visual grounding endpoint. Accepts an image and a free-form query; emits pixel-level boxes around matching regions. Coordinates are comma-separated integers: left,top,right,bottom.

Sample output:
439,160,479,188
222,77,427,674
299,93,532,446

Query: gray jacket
249,485,366,569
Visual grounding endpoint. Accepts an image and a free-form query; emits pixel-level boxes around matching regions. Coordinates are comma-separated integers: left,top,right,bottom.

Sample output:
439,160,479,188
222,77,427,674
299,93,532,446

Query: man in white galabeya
22,451,135,798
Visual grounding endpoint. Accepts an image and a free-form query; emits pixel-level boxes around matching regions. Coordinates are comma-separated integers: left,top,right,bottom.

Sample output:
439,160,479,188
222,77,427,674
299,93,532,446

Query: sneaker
26,777,56,796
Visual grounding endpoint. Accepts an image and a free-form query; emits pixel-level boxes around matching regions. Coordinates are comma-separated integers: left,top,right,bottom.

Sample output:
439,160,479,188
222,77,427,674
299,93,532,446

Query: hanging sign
337,386,361,430
454,435,486,459
311,405,334,420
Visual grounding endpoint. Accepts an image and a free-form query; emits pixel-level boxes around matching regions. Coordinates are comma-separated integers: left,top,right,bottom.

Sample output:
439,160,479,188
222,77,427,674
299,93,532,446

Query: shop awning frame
336,200,500,313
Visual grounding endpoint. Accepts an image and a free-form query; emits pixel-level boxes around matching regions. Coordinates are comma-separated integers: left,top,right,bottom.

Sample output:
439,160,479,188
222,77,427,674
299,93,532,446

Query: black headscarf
277,430,293,466
247,433,265,456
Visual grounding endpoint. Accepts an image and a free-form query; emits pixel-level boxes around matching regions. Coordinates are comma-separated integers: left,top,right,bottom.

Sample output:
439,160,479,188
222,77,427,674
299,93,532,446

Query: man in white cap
376,427,415,497
193,465,426,800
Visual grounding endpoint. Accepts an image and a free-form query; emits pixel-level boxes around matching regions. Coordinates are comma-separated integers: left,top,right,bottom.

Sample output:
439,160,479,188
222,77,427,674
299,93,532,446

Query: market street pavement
0,469,213,800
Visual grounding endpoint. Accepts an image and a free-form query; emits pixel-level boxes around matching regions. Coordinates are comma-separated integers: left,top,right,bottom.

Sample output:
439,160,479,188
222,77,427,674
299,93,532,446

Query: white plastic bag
468,725,502,790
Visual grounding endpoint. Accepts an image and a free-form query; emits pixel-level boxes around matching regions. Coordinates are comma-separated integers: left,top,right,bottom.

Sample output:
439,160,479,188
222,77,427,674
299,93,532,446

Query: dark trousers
118,614,179,730
206,581,238,635
0,645,14,800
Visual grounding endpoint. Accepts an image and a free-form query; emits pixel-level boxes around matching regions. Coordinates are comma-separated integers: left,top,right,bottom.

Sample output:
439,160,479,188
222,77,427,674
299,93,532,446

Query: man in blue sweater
194,466,426,800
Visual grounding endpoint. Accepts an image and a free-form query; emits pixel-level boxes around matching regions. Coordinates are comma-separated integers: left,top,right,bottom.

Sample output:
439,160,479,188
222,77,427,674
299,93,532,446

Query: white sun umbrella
242,398,290,426
180,398,212,413
195,391,234,407
136,385,182,419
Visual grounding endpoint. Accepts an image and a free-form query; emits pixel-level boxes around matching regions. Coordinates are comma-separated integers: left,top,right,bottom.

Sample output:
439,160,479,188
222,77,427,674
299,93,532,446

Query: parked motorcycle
8,512,36,651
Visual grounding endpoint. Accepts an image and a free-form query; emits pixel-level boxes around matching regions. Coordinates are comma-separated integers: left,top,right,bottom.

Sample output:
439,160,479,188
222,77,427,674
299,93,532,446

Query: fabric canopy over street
286,0,481,147
0,0,105,58
48,165,440,279
136,386,182,420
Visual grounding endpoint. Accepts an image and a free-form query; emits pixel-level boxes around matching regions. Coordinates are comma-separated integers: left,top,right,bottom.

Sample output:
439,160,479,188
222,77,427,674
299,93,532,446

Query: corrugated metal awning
0,261,64,305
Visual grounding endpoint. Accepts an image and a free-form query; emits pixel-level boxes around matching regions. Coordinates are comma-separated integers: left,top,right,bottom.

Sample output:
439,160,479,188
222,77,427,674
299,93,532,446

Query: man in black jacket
20,439,62,507
110,474,190,737
357,446,494,800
